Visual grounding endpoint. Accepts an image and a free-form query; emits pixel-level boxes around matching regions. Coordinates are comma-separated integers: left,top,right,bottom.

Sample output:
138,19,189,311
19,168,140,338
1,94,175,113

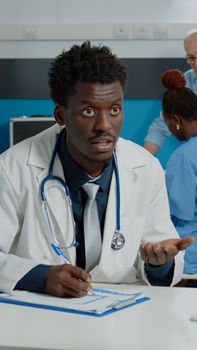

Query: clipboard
0,289,150,317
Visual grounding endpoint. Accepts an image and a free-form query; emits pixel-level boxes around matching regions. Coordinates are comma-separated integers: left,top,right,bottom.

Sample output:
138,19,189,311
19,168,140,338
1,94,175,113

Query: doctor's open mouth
89,137,116,152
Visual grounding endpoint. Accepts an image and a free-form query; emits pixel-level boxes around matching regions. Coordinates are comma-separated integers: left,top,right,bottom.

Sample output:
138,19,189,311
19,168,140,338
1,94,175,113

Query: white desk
0,284,197,350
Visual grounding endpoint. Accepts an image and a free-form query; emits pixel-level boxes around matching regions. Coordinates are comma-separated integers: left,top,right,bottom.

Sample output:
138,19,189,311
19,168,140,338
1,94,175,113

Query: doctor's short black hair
48,41,127,107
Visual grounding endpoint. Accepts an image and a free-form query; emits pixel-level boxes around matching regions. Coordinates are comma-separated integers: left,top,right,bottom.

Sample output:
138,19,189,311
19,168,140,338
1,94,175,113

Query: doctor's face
60,81,124,176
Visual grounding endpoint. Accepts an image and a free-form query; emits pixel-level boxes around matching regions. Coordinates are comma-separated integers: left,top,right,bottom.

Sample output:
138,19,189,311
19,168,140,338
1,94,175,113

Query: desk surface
0,284,197,350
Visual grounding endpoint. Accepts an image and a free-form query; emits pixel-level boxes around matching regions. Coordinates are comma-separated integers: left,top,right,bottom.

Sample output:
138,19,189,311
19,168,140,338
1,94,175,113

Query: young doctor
0,42,193,298
144,29,197,155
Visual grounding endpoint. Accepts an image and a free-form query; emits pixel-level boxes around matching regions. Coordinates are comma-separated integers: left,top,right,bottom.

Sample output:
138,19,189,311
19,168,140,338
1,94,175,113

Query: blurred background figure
162,69,197,285
144,29,197,155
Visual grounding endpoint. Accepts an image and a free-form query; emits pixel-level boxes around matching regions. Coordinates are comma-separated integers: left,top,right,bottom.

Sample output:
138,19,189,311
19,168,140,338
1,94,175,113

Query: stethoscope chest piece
111,231,125,250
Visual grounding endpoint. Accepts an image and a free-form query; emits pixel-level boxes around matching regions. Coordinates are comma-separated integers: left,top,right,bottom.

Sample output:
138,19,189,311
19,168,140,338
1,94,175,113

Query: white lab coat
0,124,184,292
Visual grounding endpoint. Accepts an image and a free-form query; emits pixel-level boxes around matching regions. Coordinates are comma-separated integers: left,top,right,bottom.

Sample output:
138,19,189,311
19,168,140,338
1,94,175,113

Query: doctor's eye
110,105,121,116
82,107,96,118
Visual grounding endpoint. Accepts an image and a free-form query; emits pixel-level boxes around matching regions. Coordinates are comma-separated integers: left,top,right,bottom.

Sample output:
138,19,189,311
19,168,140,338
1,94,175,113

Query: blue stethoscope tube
40,129,125,251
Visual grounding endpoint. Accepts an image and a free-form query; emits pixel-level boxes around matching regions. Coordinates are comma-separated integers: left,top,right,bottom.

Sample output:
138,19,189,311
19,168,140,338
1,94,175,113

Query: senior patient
161,69,197,286
144,29,197,155
0,42,194,297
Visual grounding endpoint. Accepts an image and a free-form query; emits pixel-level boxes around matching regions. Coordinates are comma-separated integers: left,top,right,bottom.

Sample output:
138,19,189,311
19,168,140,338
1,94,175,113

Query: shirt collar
57,129,113,192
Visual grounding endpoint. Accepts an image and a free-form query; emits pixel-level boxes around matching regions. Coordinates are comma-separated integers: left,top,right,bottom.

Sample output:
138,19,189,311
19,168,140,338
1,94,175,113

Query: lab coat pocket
91,263,138,284
113,215,146,267
93,215,146,283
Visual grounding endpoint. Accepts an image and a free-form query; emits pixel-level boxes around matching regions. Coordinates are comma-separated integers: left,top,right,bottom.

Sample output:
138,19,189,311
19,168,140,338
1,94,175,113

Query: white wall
0,0,197,58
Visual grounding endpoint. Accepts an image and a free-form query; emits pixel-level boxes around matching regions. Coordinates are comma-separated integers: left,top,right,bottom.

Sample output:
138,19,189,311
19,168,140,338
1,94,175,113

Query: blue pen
51,243,95,296
51,243,70,264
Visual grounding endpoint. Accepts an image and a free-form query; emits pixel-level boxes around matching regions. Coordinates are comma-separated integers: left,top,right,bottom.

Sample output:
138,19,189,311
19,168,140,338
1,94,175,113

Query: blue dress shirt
57,130,113,269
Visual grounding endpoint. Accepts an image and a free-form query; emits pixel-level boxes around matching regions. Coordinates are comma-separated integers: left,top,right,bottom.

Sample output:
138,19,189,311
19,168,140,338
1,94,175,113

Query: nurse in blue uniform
144,29,197,155
162,69,197,279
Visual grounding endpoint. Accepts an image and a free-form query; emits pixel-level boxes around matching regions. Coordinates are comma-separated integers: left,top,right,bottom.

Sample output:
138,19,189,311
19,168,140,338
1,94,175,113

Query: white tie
83,183,102,272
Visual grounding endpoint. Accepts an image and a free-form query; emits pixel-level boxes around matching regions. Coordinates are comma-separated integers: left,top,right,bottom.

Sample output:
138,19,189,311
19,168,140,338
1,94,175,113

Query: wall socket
22,25,38,40
133,24,150,39
154,24,168,39
114,24,129,39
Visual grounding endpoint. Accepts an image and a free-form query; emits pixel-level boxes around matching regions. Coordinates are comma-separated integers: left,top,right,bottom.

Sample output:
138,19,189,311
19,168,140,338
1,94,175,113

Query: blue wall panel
0,98,181,168
0,58,186,167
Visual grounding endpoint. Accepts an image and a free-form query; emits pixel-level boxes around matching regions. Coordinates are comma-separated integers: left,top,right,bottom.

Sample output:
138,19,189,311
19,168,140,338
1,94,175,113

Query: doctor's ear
53,105,66,126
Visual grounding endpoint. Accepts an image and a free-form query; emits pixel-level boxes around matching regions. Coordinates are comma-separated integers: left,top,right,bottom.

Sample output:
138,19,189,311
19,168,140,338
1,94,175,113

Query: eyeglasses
185,55,197,64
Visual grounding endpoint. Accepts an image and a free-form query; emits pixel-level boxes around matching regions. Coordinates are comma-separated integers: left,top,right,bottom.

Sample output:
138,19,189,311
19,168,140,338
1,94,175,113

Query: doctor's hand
140,236,195,266
45,264,92,298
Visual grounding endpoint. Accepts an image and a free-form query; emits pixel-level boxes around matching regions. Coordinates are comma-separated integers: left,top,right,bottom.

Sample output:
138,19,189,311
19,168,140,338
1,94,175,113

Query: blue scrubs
144,69,197,147
166,136,197,274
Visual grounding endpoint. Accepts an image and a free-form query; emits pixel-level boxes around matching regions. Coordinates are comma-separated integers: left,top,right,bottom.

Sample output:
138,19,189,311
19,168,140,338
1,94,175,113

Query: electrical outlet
22,25,38,40
154,24,168,39
133,24,150,39
114,25,129,39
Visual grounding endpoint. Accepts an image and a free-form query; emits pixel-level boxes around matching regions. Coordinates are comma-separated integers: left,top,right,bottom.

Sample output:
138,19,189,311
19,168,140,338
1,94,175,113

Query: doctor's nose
93,113,112,132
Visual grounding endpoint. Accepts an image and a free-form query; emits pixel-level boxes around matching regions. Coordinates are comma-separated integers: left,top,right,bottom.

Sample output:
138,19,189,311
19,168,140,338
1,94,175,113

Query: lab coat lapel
38,159,76,265
28,126,76,265
91,143,147,281
100,155,141,265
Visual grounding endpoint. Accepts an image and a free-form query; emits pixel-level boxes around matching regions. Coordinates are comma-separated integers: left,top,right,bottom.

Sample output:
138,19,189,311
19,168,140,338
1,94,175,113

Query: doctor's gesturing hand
140,237,195,266
45,265,92,298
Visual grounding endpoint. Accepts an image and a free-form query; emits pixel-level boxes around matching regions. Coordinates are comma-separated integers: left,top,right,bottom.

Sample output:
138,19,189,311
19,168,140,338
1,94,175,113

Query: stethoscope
40,129,125,256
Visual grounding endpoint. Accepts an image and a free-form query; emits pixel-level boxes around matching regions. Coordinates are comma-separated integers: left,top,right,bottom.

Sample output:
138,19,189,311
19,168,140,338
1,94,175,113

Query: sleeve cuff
145,260,175,286
15,264,51,293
